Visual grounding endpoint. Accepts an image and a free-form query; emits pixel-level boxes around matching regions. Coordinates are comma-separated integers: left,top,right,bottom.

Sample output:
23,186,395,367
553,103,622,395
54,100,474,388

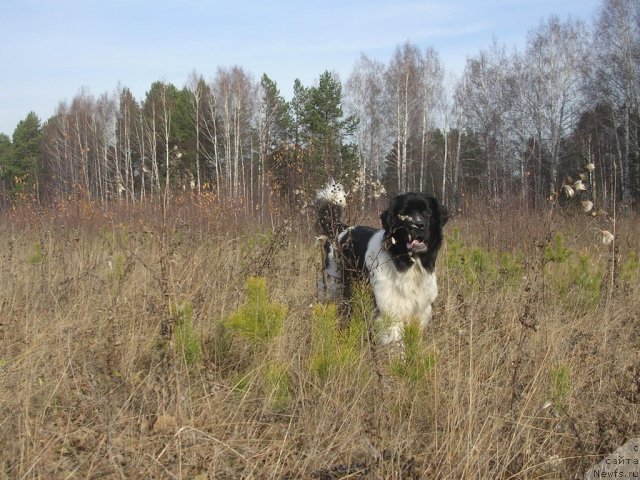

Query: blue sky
1,0,601,137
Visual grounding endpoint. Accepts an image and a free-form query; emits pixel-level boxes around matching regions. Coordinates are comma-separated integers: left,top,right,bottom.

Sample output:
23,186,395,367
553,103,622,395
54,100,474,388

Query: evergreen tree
0,134,14,196
260,75,296,197
290,79,309,146
260,74,291,150
8,112,42,195
296,71,358,184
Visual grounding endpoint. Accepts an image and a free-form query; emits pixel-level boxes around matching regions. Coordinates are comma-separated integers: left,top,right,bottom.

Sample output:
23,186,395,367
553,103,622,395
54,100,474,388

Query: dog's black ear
380,195,400,230
425,195,449,226
380,209,391,230
439,203,450,226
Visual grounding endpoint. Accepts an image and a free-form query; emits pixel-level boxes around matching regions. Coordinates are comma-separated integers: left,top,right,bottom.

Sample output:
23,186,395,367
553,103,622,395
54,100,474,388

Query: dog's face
380,192,449,271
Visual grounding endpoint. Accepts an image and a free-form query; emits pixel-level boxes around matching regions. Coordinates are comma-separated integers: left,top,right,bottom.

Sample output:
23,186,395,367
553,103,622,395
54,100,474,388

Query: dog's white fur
360,230,438,344
335,229,438,344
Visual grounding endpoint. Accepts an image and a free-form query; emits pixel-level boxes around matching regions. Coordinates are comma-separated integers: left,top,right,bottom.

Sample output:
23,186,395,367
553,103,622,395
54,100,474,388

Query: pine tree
295,71,358,184
0,134,14,196
8,112,42,197
259,74,292,200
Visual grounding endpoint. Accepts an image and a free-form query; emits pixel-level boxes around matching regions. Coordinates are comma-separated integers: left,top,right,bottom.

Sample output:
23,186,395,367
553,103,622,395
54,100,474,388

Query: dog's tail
315,180,348,238
316,180,347,302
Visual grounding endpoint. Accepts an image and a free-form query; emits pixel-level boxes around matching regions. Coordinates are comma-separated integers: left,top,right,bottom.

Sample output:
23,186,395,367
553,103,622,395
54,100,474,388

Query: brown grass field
0,196,638,479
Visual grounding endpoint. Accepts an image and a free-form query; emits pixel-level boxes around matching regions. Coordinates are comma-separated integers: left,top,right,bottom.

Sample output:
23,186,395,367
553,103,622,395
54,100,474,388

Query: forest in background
0,0,638,212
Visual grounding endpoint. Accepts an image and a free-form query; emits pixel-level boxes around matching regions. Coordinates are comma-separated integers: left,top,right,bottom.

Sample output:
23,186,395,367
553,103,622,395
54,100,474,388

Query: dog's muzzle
405,213,429,252
407,235,428,252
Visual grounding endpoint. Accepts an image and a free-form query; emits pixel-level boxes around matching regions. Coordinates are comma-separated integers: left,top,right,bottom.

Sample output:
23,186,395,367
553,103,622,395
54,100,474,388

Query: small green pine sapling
390,321,436,384
225,277,287,346
550,364,570,410
173,301,202,366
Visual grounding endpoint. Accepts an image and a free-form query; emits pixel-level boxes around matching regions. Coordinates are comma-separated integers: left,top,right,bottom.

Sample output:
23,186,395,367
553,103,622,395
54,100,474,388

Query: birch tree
456,40,518,200
523,17,589,198
591,0,640,204
384,43,422,192
187,71,205,194
346,54,386,206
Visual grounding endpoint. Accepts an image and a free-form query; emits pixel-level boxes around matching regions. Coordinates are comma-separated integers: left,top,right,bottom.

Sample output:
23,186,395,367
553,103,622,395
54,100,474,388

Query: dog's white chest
365,230,438,327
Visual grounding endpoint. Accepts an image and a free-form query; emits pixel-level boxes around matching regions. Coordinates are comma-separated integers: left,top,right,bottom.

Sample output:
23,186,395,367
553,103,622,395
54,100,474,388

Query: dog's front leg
377,316,403,345
419,304,433,332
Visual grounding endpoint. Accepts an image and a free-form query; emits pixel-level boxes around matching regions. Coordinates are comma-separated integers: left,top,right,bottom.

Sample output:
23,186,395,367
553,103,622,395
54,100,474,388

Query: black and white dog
316,181,448,345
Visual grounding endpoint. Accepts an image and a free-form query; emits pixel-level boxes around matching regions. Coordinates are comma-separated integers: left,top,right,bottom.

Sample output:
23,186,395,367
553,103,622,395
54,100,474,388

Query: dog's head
380,192,449,271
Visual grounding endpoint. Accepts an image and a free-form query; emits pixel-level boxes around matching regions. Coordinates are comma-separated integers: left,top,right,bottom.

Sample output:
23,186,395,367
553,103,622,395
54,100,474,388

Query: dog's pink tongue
408,239,423,249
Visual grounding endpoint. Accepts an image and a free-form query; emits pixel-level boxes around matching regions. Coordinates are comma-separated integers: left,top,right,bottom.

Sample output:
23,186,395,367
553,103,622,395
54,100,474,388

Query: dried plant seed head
601,230,614,246
573,180,587,192
562,184,575,198
579,173,587,181
581,200,593,213
584,162,595,172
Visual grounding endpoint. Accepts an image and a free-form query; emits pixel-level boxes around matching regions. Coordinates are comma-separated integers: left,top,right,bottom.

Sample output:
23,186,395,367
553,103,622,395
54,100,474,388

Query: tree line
0,0,638,212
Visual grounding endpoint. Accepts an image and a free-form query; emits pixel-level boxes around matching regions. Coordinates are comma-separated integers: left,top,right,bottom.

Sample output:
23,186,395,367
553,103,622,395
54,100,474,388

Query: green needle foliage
225,277,287,346
573,253,602,305
173,301,202,366
264,362,291,412
309,303,343,381
109,253,126,284
309,301,367,382
223,277,291,411
544,233,573,264
620,251,640,282
446,227,523,288
28,241,44,265
550,364,570,410
389,321,436,385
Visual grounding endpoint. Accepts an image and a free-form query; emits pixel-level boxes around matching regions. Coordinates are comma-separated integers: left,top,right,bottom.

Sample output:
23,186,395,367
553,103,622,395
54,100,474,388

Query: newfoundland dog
316,181,448,345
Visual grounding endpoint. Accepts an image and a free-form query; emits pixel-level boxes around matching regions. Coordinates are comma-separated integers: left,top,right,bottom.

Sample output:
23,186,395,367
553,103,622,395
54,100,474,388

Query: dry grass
0,197,639,479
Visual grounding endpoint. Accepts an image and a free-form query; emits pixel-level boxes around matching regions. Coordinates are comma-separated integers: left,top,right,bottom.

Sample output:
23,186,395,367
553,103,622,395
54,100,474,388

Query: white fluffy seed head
573,180,587,191
601,230,614,246
562,184,575,198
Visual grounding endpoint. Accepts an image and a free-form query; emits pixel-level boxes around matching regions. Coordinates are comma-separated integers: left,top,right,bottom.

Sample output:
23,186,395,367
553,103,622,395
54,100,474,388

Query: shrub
264,362,290,412
109,252,126,284
544,233,573,264
309,296,368,382
620,251,640,282
446,227,523,288
225,277,287,346
389,321,436,384
28,241,44,265
573,252,602,305
173,301,202,366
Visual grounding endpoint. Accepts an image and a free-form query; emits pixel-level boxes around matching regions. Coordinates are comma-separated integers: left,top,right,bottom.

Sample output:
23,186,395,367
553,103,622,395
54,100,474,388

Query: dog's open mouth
407,235,428,252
